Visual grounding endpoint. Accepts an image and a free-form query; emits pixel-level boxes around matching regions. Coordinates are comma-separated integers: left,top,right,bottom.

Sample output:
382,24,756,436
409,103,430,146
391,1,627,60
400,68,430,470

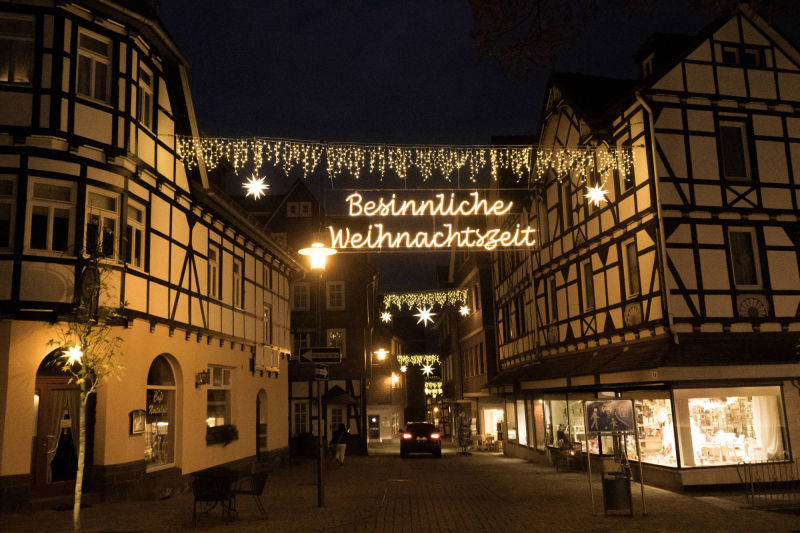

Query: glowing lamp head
374,348,388,361
63,345,83,365
391,373,400,385
298,242,336,270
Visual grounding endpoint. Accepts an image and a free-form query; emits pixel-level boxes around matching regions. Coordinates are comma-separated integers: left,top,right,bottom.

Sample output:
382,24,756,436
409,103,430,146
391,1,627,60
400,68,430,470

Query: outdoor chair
553,443,585,472
192,475,235,526
233,469,269,515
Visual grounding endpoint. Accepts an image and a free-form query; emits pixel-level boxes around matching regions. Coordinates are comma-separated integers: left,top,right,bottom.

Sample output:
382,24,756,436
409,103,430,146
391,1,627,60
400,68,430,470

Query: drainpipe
635,91,677,344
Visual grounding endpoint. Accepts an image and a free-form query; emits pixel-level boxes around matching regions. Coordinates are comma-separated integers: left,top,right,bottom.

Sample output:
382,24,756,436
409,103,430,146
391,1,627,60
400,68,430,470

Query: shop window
623,240,641,297
145,355,176,469
327,328,345,358
582,260,595,310
674,386,787,467
533,399,545,451
137,64,153,129
293,401,308,435
232,257,243,308
568,398,588,452
326,280,345,310
516,398,528,447
77,30,111,103
546,398,568,447
292,282,309,311
719,121,750,181
0,176,16,250
124,200,144,268
208,244,220,299
728,229,760,287
621,393,677,467
0,14,34,84
505,399,517,441
26,178,75,254
206,366,232,429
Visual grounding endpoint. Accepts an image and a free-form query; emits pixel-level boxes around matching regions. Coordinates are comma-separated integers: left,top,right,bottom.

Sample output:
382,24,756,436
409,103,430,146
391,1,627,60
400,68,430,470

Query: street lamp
374,348,388,361
298,241,336,270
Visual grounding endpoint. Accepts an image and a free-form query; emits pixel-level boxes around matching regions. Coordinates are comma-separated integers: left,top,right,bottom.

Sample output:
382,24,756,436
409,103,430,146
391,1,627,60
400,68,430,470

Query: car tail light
402,433,412,439
430,433,440,440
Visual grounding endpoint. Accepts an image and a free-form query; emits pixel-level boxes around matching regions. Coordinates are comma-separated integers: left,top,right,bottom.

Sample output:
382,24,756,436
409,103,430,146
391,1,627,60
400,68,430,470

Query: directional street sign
314,365,328,380
298,347,342,364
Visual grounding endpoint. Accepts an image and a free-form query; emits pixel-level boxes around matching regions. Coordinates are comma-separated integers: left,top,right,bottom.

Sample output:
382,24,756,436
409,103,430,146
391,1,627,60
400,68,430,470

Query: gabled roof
546,72,636,130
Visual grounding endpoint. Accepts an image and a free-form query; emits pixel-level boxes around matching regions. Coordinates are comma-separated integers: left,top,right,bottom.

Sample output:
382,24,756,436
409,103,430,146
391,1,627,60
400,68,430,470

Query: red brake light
402,433,412,439
430,433,440,439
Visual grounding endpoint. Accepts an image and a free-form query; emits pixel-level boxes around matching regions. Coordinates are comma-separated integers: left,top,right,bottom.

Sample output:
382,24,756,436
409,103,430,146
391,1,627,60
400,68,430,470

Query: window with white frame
719,121,750,181
582,260,595,310
293,330,312,358
0,177,16,250
326,280,345,310
263,303,272,345
27,179,75,253
287,201,312,217
85,189,119,259
206,366,231,428
0,14,34,84
292,282,309,310
327,328,346,358
137,64,154,129
329,406,344,434
233,257,243,308
208,244,220,299
77,30,111,103
623,240,641,297
728,228,760,287
124,200,144,268
293,402,308,435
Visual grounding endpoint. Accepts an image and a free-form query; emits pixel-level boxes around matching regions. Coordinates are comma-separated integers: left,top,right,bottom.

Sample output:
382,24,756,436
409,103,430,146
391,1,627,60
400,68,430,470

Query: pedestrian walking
329,423,349,466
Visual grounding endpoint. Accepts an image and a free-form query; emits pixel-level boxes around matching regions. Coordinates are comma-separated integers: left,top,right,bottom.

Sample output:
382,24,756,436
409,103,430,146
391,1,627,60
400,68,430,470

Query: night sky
156,1,799,290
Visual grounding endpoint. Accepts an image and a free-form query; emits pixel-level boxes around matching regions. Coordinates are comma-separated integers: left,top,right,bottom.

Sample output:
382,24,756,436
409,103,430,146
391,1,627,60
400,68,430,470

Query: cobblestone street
2,444,799,532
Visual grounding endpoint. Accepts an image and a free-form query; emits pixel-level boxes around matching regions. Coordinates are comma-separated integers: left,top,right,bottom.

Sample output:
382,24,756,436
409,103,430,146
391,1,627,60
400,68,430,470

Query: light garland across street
382,289,468,311
396,354,440,366
424,381,443,396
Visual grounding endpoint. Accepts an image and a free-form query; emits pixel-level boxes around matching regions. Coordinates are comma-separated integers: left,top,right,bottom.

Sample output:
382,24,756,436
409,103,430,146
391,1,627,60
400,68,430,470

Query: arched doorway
256,389,267,460
145,355,176,470
32,350,83,498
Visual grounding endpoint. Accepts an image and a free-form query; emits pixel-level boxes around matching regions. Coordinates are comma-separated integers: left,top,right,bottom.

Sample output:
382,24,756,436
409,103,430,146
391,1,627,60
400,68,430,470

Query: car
400,422,442,458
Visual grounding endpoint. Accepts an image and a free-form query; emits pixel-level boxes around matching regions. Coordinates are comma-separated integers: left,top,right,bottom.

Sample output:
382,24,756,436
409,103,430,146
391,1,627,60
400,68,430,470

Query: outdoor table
191,466,251,524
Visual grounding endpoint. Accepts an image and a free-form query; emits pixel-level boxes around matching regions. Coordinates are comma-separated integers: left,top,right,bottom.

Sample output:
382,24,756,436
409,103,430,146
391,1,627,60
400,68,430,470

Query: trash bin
602,472,632,516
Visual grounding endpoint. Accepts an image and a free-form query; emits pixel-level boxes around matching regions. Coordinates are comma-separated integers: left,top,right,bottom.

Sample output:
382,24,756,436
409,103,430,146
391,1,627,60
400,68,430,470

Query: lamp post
298,241,336,508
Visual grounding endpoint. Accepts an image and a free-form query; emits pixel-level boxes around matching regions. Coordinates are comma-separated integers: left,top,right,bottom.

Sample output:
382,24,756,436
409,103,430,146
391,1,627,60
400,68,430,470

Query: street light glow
374,348,388,361
298,242,337,270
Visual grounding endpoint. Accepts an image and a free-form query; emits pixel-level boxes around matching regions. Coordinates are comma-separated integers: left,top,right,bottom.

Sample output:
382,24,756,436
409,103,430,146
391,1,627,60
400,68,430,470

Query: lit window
85,189,119,259
145,355,175,469
728,229,760,287
623,240,641,297
719,121,750,181
137,64,154,129
208,244,220,299
0,15,34,84
0,177,16,250
77,30,111,103
27,179,75,253
233,257,243,308
206,366,231,429
327,328,345,358
292,282,309,311
326,280,345,310
582,260,595,310
124,201,144,268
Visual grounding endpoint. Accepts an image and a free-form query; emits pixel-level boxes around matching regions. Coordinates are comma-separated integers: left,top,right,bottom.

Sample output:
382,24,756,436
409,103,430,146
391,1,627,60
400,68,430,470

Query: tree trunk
73,387,87,533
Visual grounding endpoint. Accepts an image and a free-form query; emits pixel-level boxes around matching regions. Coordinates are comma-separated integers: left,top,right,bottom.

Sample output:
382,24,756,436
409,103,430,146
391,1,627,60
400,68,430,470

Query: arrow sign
299,347,342,364
314,365,328,380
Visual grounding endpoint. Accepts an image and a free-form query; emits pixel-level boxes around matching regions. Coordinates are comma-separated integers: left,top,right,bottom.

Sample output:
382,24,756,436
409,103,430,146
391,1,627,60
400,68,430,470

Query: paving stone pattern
2,444,799,532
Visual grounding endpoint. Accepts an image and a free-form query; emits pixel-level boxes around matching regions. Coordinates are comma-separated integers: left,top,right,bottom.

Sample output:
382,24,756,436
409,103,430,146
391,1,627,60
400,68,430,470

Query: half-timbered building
0,0,299,508
489,4,800,489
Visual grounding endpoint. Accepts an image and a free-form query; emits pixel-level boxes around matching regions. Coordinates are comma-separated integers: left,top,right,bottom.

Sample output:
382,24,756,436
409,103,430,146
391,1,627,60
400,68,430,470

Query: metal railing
737,456,800,510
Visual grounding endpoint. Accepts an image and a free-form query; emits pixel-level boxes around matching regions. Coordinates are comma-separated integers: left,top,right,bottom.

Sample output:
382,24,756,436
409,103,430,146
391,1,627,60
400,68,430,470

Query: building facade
489,4,800,489
0,0,299,508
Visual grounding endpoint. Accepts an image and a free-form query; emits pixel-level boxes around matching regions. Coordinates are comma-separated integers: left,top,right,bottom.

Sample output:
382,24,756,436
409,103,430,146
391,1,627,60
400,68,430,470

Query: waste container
602,472,632,516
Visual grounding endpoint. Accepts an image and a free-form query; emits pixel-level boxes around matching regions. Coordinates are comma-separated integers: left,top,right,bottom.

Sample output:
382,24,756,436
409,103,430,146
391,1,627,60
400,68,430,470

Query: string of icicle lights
424,381,443,397
396,354,440,366
383,289,468,311
177,135,634,184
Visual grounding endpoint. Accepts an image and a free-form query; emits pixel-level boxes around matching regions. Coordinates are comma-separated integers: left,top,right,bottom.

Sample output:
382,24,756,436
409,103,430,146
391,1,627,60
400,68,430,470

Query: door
32,376,81,498
368,415,380,440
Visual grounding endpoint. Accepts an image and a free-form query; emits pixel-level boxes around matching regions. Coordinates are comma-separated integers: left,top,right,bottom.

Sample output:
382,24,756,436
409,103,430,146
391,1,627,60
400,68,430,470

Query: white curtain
752,395,782,459
46,389,80,483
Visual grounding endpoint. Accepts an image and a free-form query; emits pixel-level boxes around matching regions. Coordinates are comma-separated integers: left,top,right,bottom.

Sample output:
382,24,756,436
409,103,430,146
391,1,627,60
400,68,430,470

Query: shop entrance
32,353,82,498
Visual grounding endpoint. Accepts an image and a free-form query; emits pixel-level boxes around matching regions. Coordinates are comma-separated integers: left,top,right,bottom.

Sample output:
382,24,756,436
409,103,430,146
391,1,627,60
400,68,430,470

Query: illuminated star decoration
400,365,407,373
584,183,608,207
380,311,392,323
414,306,436,327
422,364,434,376
243,173,269,199
63,345,83,365
459,306,470,317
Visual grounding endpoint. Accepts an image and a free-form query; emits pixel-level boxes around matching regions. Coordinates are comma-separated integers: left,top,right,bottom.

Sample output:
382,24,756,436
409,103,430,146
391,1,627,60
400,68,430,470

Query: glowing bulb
63,345,83,365
391,373,400,385
298,242,336,270
380,311,392,323
414,306,436,326
243,173,269,199
459,306,470,316
374,348,388,361
422,364,433,376
585,184,608,207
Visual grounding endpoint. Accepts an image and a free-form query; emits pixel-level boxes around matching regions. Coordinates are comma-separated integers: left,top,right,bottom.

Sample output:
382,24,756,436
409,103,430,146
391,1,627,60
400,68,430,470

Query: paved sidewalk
2,445,799,532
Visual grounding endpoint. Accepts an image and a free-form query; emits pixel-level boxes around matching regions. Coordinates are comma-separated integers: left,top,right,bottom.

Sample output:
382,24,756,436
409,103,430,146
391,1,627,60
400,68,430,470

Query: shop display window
533,399,545,451
674,386,787,467
145,356,176,469
622,395,677,467
547,398,568,447
516,398,528,446
505,400,517,441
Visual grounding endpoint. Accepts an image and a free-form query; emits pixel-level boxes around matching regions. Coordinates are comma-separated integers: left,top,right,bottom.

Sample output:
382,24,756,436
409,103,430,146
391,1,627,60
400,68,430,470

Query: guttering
635,91,676,343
